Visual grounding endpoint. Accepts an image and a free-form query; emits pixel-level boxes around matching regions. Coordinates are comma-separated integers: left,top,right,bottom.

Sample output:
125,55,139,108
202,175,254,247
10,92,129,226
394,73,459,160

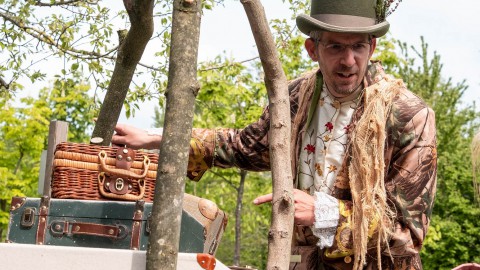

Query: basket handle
98,173,146,201
98,150,150,180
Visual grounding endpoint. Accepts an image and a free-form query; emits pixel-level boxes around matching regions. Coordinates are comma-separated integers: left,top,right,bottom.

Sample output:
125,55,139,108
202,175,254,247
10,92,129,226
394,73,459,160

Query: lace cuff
312,191,339,249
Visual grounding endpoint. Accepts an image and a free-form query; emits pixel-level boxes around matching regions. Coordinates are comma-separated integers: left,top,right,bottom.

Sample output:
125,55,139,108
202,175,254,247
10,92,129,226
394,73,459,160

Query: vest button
344,255,352,264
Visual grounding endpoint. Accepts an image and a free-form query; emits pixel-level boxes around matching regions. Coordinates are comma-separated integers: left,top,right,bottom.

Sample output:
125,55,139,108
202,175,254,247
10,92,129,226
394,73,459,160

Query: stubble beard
329,65,367,97
330,81,363,97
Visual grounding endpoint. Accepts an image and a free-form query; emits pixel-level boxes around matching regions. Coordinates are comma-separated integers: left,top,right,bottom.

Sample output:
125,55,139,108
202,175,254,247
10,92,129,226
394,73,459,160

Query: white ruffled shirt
297,84,362,249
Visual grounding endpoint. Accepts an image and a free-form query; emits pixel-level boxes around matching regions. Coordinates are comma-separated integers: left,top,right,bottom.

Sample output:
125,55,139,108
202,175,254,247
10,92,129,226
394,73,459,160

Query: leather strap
50,220,122,239
130,200,145,250
205,210,227,255
115,147,135,170
71,222,120,238
10,197,26,211
36,196,50,245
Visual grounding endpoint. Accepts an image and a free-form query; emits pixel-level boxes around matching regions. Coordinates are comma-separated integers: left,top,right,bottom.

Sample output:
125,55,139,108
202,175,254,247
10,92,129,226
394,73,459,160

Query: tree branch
1,11,166,74
241,0,293,269
234,169,247,265
91,0,155,144
0,11,118,59
209,170,239,191
0,76,10,90
33,0,98,7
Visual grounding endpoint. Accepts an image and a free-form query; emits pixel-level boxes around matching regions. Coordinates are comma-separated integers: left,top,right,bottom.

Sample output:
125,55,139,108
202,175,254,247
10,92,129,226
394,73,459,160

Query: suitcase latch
115,178,125,191
104,177,133,195
21,207,36,228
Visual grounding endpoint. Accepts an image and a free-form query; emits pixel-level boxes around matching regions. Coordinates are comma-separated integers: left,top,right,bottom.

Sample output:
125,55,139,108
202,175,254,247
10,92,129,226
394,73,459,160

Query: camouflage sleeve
186,113,272,182
186,75,307,181
323,106,437,268
384,106,437,260
185,93,273,181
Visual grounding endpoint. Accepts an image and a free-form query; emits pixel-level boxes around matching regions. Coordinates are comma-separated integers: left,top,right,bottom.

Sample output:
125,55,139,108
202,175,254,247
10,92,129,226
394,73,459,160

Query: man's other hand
253,188,315,226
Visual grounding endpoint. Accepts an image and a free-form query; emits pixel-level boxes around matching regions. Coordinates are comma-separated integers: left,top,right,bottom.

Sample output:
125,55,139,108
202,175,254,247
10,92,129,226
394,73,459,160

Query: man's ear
305,38,318,61
368,38,377,59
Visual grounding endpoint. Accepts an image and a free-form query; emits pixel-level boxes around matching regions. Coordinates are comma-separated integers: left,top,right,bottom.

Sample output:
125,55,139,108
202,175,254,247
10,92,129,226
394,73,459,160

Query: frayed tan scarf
348,75,404,269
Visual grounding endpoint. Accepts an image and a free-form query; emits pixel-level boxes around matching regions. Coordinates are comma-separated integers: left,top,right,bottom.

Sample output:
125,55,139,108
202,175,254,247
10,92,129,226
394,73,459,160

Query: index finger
114,123,128,135
253,193,273,205
111,133,127,146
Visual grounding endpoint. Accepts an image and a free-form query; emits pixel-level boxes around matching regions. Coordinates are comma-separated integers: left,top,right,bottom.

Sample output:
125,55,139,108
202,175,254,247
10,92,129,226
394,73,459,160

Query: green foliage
284,0,310,17
0,0,115,94
196,56,267,128
0,0,221,116
41,70,98,143
0,94,49,239
0,71,95,240
377,37,480,269
373,35,402,77
152,106,165,128
272,19,316,79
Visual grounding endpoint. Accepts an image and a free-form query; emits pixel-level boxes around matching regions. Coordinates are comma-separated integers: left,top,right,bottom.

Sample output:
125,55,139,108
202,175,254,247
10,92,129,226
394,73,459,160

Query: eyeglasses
317,41,371,56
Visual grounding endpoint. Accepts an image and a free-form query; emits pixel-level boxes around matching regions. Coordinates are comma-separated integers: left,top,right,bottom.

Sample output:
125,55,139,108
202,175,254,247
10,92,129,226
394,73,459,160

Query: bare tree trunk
234,169,247,266
91,0,154,145
146,0,202,269
241,0,294,269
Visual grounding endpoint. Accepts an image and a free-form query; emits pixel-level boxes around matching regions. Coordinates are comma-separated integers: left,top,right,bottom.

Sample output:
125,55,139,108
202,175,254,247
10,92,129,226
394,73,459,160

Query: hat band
311,14,376,27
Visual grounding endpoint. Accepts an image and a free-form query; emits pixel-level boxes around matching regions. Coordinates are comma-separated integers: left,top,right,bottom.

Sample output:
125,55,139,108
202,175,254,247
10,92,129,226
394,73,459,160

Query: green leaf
71,63,79,71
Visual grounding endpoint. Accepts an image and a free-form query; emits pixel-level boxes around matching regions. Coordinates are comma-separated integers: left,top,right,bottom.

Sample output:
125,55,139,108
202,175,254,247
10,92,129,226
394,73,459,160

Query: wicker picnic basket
51,142,159,202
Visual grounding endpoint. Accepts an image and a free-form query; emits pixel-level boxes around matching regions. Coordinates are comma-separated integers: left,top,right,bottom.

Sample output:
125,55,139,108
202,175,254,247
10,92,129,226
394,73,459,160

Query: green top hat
296,0,390,37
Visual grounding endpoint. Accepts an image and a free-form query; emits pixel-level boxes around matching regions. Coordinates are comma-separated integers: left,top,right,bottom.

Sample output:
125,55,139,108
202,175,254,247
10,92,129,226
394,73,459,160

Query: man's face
305,32,376,97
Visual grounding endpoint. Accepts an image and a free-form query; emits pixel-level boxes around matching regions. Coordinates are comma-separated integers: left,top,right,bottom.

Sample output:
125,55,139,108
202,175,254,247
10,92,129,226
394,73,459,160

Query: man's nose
339,48,356,67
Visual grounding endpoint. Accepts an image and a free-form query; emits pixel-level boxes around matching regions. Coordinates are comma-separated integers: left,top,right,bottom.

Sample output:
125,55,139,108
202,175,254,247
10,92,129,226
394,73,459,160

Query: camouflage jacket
187,62,437,270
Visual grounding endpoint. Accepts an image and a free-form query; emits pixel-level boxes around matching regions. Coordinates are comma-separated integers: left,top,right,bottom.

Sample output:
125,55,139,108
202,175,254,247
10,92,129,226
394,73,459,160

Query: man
112,0,437,269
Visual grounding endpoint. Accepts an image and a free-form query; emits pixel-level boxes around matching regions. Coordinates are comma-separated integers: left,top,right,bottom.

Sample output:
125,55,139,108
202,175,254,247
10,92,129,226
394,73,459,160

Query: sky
121,0,480,129
388,0,480,101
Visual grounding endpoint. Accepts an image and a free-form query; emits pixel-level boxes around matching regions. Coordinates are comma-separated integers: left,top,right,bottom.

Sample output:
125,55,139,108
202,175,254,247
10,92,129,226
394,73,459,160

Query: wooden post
42,121,68,197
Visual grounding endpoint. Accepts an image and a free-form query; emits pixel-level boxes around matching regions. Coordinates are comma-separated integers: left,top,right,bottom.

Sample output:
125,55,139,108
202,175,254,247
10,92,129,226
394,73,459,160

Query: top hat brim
296,14,390,37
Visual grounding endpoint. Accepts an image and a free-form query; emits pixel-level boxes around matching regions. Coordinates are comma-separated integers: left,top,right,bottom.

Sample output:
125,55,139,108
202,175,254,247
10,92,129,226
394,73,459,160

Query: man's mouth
337,72,355,78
